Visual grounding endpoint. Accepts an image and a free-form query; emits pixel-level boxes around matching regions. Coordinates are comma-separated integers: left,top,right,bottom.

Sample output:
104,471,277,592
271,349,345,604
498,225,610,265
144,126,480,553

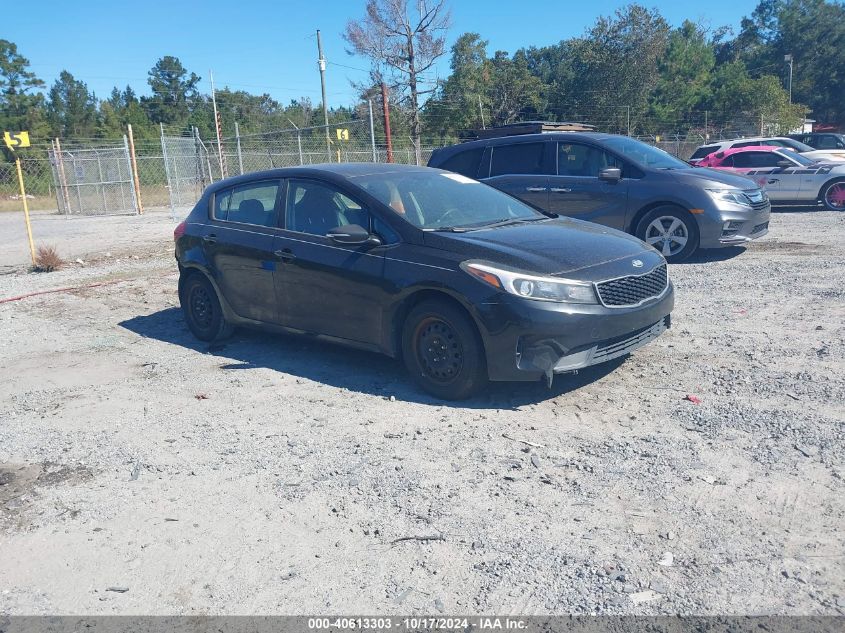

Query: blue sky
8,0,760,107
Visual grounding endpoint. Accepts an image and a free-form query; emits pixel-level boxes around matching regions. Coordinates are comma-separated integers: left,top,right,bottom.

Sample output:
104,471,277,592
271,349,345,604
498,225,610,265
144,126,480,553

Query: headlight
706,189,754,207
460,261,597,304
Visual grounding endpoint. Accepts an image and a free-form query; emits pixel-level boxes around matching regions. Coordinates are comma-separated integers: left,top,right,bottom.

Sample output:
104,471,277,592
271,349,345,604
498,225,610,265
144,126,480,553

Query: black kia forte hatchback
174,164,674,399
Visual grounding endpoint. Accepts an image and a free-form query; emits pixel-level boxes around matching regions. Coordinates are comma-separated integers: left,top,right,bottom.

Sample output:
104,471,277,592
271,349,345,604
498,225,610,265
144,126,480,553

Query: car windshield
779,139,815,152
780,149,816,166
602,136,690,170
352,171,546,230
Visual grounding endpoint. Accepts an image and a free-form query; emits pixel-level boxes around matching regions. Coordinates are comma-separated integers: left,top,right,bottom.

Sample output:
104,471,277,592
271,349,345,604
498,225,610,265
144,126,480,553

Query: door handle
274,249,296,262
202,234,217,244
525,186,547,192
550,187,573,193
767,179,779,184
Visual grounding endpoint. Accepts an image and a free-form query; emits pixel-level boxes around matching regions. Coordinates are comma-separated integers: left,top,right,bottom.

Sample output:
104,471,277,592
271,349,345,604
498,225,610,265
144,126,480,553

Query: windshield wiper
425,225,473,232
480,217,547,229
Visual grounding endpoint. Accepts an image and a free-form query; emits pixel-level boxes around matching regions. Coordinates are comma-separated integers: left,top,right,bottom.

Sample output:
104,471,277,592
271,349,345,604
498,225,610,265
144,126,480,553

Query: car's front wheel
636,206,700,262
180,272,234,342
401,299,487,400
820,179,845,211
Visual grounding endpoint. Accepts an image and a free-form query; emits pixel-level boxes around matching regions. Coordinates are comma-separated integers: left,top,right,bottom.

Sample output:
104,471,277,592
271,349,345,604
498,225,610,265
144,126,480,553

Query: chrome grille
745,189,769,211
596,264,668,307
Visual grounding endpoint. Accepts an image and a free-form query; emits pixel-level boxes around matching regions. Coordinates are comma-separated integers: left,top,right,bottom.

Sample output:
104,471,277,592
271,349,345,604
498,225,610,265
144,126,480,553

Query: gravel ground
0,209,843,615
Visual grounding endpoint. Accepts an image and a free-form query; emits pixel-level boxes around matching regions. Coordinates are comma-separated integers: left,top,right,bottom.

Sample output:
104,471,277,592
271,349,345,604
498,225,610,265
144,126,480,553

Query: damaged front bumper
475,283,674,383
520,316,670,386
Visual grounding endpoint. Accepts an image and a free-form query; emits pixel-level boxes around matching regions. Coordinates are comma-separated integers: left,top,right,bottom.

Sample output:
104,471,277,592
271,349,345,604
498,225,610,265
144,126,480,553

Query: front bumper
476,283,674,382
697,202,771,249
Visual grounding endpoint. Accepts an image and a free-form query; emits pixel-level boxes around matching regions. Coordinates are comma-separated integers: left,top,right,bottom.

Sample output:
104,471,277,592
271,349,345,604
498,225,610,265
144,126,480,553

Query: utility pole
316,29,331,161
381,82,394,163
784,54,794,104
210,70,226,178
478,95,486,129
626,106,631,137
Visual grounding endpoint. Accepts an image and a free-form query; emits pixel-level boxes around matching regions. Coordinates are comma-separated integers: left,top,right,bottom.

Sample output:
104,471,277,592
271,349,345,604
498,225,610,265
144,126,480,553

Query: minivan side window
489,143,545,176
557,143,623,177
213,180,280,227
439,148,484,178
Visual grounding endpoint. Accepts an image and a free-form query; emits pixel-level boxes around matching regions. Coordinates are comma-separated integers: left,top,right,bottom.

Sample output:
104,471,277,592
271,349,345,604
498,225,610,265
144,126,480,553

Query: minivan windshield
602,136,690,170
353,171,546,230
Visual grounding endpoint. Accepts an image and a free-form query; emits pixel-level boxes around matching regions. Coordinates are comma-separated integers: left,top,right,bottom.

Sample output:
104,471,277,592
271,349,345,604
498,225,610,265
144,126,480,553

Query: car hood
423,217,664,281
804,150,845,162
672,167,760,190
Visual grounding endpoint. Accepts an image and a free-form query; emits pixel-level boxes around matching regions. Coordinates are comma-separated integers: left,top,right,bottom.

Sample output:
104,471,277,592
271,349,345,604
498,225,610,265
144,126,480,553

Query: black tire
401,299,488,400
819,178,845,211
635,205,700,263
180,272,234,342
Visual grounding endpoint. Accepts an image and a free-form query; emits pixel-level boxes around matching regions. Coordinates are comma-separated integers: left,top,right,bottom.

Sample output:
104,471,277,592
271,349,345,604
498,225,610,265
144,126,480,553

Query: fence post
123,135,139,214
95,151,108,213
235,121,244,175
297,131,303,165
381,82,394,163
160,123,176,219
368,99,377,162
54,138,71,214
127,125,144,215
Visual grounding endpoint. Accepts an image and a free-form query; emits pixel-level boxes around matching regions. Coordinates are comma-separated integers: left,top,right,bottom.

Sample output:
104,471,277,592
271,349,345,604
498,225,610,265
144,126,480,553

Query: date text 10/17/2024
307,617,529,630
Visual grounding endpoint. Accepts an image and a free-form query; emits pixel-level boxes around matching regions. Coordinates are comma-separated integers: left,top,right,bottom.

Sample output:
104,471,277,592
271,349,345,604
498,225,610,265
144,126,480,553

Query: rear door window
213,180,280,227
438,148,484,178
490,142,546,176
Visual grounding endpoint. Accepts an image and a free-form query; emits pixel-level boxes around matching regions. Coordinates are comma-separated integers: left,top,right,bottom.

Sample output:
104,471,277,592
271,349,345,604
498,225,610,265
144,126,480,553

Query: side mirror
777,160,793,169
327,224,382,246
599,167,622,183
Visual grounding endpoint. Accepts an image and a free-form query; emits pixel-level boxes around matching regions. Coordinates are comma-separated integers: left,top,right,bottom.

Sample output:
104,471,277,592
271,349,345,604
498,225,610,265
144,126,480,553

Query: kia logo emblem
632,259,644,268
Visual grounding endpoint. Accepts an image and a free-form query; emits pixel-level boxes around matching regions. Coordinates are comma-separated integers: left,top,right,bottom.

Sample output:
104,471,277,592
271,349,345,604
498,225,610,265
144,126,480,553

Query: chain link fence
0,112,803,217
49,140,139,215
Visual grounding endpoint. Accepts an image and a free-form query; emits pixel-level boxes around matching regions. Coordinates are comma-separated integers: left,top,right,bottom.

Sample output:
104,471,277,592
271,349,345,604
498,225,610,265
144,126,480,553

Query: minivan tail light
174,221,187,241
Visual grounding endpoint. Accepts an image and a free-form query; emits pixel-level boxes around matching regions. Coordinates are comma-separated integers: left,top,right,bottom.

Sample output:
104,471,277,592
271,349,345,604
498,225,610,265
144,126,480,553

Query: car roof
429,132,628,165
203,162,435,193
717,145,783,156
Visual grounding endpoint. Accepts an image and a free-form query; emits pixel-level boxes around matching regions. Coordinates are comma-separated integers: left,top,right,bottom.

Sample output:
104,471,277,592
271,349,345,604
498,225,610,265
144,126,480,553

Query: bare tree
344,0,450,165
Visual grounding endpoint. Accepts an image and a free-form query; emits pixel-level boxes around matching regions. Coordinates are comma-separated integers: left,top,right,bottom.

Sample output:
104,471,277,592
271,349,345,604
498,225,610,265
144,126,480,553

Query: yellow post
15,157,36,266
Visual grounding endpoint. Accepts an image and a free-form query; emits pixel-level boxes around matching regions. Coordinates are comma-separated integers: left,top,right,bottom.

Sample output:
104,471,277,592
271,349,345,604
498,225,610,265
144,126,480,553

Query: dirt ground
0,208,843,615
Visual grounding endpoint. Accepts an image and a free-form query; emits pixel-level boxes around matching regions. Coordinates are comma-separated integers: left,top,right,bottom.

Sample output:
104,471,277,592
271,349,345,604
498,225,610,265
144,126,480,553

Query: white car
690,136,845,165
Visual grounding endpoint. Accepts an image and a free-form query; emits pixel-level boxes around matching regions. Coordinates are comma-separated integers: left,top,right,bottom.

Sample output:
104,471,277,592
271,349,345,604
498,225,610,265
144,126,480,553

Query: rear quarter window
438,147,484,178
690,145,719,160
490,142,546,176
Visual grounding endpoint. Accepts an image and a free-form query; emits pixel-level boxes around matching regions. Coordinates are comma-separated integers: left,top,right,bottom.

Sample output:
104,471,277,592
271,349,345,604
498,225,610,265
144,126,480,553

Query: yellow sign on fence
335,128,349,141
3,131,31,151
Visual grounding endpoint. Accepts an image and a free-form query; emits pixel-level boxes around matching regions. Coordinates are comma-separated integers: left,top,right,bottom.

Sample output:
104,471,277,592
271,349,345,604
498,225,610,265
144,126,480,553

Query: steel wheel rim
190,285,214,330
825,183,845,209
415,317,463,384
645,216,689,257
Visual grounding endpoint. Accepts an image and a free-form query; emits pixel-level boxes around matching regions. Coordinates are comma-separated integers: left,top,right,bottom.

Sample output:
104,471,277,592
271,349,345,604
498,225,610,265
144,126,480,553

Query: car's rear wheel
636,206,699,262
820,179,845,211
401,299,487,400
180,272,234,342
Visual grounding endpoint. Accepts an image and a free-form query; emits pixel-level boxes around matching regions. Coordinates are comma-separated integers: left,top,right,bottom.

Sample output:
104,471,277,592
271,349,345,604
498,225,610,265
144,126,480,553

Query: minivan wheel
636,206,699,262
820,179,845,211
401,300,487,400
180,272,234,342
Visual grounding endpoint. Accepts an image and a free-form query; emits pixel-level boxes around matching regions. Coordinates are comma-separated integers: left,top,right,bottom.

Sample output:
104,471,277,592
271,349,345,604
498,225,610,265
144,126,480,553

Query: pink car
695,145,845,209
